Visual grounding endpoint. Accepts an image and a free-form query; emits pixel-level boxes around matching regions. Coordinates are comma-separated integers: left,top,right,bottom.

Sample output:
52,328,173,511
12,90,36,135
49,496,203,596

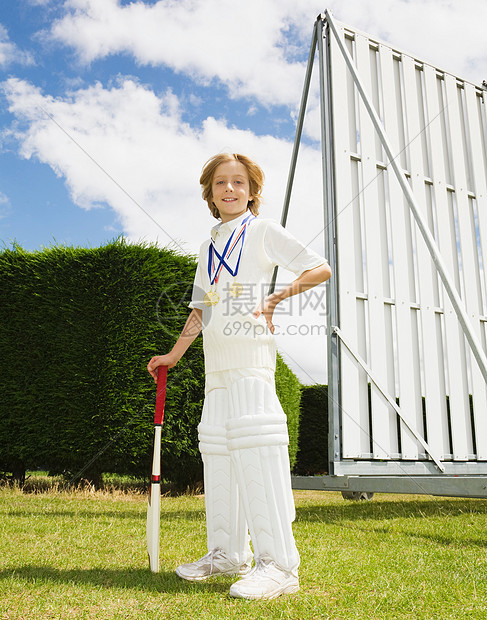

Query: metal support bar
269,20,318,295
325,9,487,386
292,474,487,498
333,325,445,472
318,17,341,475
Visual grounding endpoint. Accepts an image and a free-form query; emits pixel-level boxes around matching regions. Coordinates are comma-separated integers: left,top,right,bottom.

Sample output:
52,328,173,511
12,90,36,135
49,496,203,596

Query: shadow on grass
348,522,487,549
0,509,205,521
295,498,487,524
0,565,231,594
4,498,487,526
378,525,487,549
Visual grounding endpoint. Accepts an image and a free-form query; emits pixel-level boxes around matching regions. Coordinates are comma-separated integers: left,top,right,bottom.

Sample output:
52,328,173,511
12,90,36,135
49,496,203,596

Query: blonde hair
200,153,264,219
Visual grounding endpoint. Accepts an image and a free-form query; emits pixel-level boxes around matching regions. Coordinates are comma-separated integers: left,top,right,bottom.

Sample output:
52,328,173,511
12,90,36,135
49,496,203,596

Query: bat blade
147,475,161,572
146,366,167,573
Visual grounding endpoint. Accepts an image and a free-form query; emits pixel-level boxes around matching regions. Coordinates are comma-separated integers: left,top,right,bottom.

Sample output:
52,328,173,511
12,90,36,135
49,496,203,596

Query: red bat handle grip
154,366,168,425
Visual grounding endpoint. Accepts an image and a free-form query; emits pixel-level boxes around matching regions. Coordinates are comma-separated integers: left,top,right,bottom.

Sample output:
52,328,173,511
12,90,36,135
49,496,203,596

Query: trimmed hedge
0,240,301,486
275,355,302,470
294,385,329,475
0,239,203,487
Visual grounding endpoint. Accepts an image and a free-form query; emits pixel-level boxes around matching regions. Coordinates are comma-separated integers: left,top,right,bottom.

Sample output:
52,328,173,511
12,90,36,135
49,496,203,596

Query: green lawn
0,484,486,619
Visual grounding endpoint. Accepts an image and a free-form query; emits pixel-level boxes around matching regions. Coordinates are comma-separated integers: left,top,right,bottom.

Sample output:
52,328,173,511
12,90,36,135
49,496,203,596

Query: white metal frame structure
290,12,487,497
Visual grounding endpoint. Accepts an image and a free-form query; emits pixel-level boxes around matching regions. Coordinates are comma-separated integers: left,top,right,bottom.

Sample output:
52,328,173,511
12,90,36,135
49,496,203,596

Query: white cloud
46,0,487,110
1,76,324,251
0,24,35,68
40,0,487,155
46,0,309,107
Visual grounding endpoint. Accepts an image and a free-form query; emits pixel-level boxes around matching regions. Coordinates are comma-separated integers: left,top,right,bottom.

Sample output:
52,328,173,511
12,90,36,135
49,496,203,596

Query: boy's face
211,160,253,223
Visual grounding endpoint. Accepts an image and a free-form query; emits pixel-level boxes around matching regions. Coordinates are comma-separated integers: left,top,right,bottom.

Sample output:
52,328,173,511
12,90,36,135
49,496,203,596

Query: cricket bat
146,365,168,573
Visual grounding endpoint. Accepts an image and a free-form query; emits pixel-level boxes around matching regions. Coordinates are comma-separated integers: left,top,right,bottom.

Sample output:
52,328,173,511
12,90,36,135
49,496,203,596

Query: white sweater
190,211,327,373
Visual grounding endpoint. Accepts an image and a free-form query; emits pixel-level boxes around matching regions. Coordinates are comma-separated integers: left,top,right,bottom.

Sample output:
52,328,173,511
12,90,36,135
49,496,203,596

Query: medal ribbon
208,213,255,285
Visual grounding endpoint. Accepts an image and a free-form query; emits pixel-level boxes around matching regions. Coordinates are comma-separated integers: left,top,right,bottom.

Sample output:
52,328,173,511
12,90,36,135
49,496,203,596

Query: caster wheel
341,491,374,501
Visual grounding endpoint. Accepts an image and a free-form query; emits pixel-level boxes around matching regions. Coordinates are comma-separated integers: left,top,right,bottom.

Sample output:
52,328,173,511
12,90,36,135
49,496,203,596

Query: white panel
330,28,370,458
448,83,484,458
420,65,455,458
413,66,470,460
355,34,397,459
383,50,423,460
464,86,487,459
441,74,475,458
400,57,453,459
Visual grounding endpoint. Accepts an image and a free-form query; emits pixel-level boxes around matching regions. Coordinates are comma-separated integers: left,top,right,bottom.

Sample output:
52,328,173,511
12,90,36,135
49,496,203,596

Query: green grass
0,485,486,619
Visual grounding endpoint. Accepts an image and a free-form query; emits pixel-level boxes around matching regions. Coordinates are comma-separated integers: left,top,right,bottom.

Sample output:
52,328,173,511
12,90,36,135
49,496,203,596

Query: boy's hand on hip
253,295,279,334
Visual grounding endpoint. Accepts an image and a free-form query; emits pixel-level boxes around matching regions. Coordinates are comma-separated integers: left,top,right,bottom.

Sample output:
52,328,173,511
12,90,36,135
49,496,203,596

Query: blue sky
1,0,486,382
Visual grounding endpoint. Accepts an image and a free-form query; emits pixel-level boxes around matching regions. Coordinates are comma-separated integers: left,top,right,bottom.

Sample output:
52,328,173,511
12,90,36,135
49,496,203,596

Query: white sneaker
229,556,299,600
176,549,252,582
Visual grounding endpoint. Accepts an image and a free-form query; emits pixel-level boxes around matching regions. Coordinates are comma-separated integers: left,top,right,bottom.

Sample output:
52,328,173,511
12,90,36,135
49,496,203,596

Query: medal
203,290,220,306
229,281,243,298
207,213,255,299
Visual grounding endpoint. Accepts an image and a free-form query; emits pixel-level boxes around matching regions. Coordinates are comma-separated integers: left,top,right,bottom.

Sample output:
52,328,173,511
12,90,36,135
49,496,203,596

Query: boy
148,153,331,600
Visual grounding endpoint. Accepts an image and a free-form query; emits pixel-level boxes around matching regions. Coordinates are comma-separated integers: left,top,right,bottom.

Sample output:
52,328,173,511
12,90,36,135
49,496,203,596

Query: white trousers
197,368,300,573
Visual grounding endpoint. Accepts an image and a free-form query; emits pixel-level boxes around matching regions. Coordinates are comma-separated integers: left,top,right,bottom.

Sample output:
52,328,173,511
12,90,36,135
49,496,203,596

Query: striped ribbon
208,213,255,285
